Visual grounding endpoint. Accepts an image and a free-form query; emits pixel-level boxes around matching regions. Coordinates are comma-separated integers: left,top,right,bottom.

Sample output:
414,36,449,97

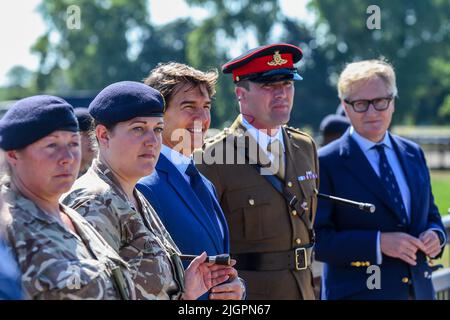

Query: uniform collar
240,115,285,151
91,158,130,203
1,182,74,229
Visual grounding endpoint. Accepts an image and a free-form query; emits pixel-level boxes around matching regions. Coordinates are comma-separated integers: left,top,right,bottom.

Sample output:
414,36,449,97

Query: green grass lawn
431,170,450,216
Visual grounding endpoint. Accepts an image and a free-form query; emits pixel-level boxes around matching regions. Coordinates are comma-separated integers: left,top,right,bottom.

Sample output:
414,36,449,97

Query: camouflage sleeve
138,194,181,256
6,222,119,300
63,192,122,253
152,209,180,255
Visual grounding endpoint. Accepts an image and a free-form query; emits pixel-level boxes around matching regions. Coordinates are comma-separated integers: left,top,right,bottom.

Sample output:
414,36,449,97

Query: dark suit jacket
0,240,22,300
137,153,229,259
315,131,445,300
197,115,319,300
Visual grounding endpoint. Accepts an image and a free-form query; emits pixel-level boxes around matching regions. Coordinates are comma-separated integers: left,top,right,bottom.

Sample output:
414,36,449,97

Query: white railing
433,214,450,300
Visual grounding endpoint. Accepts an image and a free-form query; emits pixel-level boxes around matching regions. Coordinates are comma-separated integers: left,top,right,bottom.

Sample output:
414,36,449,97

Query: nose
59,145,77,166
365,103,379,115
273,85,288,99
194,107,210,123
144,130,159,147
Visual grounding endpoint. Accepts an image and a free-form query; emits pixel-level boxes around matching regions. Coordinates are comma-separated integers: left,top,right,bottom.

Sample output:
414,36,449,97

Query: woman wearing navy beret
0,95,135,300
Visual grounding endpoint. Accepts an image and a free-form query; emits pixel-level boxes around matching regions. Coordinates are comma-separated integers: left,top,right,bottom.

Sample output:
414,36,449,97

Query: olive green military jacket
2,183,135,300
62,159,183,300
196,115,319,300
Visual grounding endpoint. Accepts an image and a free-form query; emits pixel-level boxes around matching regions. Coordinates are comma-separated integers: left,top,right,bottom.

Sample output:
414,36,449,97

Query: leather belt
233,244,314,272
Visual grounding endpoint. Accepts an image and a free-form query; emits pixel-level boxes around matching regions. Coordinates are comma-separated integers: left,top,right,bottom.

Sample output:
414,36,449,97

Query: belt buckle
295,247,308,271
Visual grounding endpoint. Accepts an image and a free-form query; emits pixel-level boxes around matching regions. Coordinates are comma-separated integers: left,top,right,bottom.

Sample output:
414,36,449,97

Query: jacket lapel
390,134,419,226
157,154,223,252
340,133,404,222
283,128,309,199
229,115,272,171
210,192,230,253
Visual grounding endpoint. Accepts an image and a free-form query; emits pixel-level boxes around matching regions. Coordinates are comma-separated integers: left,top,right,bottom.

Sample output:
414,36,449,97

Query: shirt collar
349,126,392,152
161,144,192,174
241,115,285,151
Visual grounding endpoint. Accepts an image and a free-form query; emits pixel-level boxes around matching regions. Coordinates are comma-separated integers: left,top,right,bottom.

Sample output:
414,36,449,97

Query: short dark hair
236,80,250,90
143,62,218,104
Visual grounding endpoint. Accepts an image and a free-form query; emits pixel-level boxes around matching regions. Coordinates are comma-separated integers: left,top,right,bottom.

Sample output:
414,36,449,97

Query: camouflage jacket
2,183,135,300
62,159,183,300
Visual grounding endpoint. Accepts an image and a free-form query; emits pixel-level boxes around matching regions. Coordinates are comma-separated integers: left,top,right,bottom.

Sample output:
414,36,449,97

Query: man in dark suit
196,44,319,300
1,192,22,300
315,59,446,300
136,62,244,300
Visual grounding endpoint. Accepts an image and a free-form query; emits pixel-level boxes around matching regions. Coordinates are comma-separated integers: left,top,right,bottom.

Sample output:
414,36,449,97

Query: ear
95,124,110,148
5,150,19,166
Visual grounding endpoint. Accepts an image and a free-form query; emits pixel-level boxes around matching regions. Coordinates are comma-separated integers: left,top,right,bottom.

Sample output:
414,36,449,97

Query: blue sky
0,0,312,86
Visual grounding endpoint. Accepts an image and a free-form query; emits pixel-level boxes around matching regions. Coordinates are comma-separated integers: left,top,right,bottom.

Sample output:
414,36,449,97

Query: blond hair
338,59,398,100
143,62,218,104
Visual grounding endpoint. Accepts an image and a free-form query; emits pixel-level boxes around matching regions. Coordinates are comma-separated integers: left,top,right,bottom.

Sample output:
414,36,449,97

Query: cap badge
267,51,288,66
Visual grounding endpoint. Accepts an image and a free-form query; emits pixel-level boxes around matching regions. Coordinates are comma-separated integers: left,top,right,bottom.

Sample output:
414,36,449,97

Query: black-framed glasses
344,96,394,113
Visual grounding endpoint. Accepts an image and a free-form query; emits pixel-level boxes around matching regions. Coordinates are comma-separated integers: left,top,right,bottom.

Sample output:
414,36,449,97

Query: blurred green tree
29,0,194,95
309,0,450,125
3,0,449,129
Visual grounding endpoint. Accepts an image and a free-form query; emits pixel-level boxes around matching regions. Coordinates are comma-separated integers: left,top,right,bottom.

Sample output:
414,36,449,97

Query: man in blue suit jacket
0,240,22,300
315,59,446,300
1,195,22,300
137,62,244,300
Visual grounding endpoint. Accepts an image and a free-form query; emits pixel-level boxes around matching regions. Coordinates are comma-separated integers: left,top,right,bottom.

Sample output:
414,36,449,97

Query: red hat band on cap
232,52,294,82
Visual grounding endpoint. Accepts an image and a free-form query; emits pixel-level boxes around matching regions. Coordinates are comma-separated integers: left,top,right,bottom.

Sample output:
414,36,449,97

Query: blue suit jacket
137,153,230,260
315,131,445,300
0,240,22,300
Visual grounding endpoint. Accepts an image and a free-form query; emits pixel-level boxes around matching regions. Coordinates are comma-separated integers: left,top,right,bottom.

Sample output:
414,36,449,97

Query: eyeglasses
344,96,394,113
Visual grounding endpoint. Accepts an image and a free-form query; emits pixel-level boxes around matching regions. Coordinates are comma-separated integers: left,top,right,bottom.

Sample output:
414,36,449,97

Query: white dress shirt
241,116,286,164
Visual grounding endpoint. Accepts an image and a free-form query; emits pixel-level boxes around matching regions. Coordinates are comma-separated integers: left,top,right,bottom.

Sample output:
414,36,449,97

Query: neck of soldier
11,175,61,216
242,114,281,137
99,154,138,206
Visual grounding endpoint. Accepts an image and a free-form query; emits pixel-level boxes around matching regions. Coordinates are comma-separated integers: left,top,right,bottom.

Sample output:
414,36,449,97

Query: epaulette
204,127,230,147
284,125,316,144
284,125,302,134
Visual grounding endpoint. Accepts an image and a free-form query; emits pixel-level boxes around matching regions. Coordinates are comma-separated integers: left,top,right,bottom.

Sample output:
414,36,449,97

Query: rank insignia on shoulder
298,171,318,181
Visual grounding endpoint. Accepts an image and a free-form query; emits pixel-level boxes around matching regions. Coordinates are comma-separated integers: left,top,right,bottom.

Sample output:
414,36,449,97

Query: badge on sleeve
298,171,318,181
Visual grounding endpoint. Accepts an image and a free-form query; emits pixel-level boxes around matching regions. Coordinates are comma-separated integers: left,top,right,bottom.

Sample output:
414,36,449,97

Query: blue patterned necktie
373,144,409,224
185,161,220,232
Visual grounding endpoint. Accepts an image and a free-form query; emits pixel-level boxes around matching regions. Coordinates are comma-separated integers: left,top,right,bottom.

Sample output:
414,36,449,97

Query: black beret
320,114,351,135
74,108,94,131
0,95,79,151
88,81,165,126
222,43,303,83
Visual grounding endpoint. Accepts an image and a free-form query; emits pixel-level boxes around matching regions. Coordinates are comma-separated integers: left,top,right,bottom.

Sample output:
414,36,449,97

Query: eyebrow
128,120,164,126
128,120,147,125
180,100,211,105
46,133,79,139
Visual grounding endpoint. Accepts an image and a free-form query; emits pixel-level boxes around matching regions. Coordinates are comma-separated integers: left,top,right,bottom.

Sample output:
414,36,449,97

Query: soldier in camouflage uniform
0,95,135,300
62,81,234,300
